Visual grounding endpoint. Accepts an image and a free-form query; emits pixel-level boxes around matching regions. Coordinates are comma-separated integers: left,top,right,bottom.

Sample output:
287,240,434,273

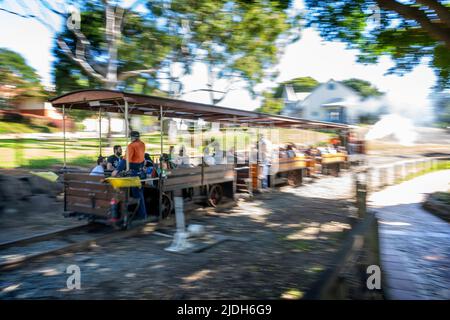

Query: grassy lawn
0,128,331,169
395,160,450,184
0,121,59,134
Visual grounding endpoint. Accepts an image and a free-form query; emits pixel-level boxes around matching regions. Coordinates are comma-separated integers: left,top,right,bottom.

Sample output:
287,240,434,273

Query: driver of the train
111,131,147,220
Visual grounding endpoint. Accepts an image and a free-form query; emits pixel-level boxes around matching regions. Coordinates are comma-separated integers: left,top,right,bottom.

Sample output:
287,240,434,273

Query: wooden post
356,174,367,218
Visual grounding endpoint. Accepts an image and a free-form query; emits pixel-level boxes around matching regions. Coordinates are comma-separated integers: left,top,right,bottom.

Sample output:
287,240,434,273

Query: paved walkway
369,170,450,300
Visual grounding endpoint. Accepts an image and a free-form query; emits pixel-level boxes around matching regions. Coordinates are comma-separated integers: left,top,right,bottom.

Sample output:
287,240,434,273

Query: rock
0,174,32,201
26,175,62,196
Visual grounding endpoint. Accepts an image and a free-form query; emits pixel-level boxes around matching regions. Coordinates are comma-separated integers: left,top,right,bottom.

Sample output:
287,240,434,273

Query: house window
329,111,340,121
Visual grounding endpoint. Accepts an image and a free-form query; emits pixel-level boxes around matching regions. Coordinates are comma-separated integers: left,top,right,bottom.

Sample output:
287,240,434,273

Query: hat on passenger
130,131,140,138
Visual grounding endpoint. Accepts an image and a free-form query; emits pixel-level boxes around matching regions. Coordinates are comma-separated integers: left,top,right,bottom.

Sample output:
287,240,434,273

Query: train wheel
161,193,173,219
287,170,302,186
208,184,223,207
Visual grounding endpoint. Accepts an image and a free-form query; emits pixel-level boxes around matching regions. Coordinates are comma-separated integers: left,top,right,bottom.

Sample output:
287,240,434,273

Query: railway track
0,221,159,272
0,200,237,273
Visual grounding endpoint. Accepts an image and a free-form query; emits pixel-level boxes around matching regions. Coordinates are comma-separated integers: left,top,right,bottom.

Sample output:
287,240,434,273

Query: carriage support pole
98,107,102,156
125,99,130,172
62,104,66,169
159,105,163,221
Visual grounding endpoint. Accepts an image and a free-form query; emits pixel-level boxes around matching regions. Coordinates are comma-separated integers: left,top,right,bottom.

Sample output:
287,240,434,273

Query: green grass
0,128,332,169
395,160,450,184
0,121,57,134
21,155,95,169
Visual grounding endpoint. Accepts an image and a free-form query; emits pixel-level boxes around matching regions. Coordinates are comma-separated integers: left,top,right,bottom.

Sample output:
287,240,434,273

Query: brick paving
369,170,450,300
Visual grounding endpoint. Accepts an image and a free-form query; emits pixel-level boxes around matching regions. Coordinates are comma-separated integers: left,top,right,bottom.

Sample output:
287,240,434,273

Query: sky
0,0,438,115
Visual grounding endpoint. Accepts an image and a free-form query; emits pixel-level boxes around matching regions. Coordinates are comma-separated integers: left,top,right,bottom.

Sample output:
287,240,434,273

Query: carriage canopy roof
49,89,349,129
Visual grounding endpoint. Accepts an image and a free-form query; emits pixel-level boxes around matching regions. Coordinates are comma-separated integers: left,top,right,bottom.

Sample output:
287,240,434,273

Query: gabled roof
49,89,349,129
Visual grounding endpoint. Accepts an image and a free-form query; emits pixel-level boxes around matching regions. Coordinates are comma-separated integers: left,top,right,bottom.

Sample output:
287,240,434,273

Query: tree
145,0,301,104
1,0,300,104
341,78,383,98
256,91,284,114
0,48,45,108
52,1,175,94
273,76,320,98
302,0,450,89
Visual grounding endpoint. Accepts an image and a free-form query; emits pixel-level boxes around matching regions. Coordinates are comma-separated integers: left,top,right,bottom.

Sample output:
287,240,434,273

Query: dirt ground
0,173,363,300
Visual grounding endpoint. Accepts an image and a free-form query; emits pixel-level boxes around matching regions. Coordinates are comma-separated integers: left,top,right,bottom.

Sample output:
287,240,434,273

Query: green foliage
0,48,45,102
341,78,383,99
53,0,301,96
302,0,450,89
273,76,319,98
53,1,174,94
148,0,301,96
0,120,57,134
432,191,450,205
257,91,284,114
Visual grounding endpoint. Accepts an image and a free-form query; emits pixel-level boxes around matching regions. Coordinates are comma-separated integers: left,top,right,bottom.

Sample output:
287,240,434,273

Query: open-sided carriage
49,89,350,228
319,152,348,176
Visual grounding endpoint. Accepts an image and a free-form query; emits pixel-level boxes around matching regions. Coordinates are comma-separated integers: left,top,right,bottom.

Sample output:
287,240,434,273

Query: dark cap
130,131,140,138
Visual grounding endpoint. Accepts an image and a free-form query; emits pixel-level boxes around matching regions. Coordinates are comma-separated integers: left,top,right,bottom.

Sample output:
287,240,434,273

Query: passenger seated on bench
107,145,122,171
203,146,215,166
169,146,176,162
90,156,107,176
226,147,236,164
286,144,296,158
143,153,156,186
174,145,190,167
143,153,155,175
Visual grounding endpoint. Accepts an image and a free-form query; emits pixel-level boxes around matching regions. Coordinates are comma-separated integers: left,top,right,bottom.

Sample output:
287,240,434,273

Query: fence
365,156,450,192
304,156,449,299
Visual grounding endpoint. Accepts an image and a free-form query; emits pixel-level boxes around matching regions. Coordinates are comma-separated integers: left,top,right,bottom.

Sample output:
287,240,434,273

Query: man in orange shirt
112,131,147,220
126,131,146,168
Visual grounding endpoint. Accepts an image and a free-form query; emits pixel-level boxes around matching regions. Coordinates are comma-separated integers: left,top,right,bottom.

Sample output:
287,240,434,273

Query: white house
281,79,362,124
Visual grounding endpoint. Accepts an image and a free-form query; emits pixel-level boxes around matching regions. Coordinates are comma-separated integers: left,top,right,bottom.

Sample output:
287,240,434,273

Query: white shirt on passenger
90,165,104,176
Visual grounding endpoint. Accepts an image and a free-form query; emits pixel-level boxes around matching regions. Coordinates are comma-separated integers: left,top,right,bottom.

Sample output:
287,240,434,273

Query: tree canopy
341,78,383,98
273,76,320,98
50,0,300,101
302,0,450,89
256,91,284,114
0,48,45,100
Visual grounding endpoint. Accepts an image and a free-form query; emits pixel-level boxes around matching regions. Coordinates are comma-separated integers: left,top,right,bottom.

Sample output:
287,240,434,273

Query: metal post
159,105,163,221
233,117,237,166
160,105,164,155
221,122,225,164
124,100,130,172
98,107,102,156
63,104,66,169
